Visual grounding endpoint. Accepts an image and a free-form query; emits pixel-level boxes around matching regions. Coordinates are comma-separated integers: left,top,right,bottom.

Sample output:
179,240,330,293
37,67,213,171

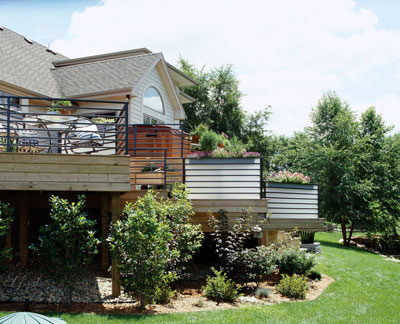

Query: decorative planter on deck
265,182,319,219
185,157,261,199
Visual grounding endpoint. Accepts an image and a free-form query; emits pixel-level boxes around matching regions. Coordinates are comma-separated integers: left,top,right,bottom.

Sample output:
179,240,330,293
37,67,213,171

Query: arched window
143,86,164,114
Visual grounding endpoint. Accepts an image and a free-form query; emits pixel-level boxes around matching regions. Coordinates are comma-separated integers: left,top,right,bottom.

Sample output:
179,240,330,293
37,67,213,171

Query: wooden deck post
6,221,12,264
111,193,121,297
101,194,109,273
19,196,29,267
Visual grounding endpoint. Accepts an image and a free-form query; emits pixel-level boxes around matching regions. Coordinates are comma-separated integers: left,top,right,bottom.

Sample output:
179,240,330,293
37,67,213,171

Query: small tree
109,193,176,309
0,201,13,273
31,195,99,304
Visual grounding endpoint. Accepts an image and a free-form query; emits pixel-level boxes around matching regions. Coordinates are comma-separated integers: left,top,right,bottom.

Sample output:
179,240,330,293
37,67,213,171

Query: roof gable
51,54,159,97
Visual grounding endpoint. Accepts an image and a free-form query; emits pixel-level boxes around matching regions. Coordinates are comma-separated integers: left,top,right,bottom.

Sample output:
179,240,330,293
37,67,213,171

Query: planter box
185,157,261,199
265,182,319,219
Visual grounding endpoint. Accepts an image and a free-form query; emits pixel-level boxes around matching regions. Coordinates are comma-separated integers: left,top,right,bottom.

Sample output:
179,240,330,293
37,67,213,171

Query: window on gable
143,86,164,114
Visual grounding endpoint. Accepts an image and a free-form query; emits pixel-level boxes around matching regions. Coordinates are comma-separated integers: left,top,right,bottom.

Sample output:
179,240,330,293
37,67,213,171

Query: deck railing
129,146,265,199
0,96,129,155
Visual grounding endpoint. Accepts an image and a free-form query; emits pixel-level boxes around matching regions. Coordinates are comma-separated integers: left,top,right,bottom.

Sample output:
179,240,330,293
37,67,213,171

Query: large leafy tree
307,92,360,245
178,59,245,138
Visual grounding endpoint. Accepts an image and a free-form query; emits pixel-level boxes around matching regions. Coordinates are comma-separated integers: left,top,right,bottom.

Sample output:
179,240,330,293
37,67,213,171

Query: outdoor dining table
22,114,79,153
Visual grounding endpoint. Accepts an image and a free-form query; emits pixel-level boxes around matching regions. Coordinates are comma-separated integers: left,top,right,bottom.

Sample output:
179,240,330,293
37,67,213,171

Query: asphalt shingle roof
0,27,67,97
51,53,159,97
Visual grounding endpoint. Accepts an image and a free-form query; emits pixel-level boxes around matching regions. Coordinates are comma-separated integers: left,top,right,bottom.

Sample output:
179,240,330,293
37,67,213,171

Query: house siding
130,65,177,125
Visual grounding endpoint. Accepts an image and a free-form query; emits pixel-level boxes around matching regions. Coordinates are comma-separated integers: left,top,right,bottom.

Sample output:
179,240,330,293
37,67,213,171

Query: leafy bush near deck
275,247,315,276
208,208,270,282
276,274,309,299
110,185,203,309
0,201,13,273
31,195,99,304
109,194,174,310
202,267,241,302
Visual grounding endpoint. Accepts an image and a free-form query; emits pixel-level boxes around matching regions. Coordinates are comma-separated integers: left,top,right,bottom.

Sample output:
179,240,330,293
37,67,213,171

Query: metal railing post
164,148,167,189
260,157,263,198
6,97,11,152
180,128,184,158
124,103,129,155
133,125,137,157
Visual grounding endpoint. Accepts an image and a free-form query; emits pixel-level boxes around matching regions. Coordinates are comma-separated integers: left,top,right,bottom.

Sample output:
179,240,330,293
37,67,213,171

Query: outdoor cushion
17,130,39,146
68,124,103,145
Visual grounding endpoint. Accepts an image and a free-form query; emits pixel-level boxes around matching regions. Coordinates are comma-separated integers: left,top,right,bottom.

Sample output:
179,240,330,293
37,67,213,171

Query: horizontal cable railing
0,96,128,155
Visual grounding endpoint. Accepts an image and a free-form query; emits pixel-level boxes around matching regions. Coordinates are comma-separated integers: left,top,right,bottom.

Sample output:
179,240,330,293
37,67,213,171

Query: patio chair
65,123,104,154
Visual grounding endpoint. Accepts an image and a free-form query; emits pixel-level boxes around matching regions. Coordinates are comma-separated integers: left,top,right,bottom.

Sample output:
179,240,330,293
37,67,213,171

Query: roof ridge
52,52,160,70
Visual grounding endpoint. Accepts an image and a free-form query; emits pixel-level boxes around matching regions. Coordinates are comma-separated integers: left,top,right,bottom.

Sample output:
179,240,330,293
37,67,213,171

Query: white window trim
142,86,165,115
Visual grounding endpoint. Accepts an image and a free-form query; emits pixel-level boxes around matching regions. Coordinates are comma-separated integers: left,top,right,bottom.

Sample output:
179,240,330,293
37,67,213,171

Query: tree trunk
347,222,354,243
341,216,349,245
139,295,146,310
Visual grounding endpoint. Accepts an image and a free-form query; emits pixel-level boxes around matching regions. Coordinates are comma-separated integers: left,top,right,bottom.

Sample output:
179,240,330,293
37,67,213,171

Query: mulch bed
0,267,334,314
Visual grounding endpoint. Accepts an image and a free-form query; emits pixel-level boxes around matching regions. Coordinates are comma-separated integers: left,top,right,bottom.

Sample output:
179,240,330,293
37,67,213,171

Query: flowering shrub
142,163,168,172
267,171,311,184
188,149,261,158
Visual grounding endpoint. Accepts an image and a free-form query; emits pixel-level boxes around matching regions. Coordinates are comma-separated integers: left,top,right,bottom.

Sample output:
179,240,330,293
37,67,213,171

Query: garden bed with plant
0,186,331,315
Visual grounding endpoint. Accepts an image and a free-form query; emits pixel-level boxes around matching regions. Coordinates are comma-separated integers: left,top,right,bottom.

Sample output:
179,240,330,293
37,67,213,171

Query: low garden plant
254,287,271,298
275,247,315,276
307,269,322,281
202,267,241,303
276,274,309,299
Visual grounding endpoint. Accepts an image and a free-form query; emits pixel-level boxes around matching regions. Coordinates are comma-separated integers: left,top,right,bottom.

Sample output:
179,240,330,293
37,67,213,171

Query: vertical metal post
6,97,11,152
260,157,264,198
124,103,129,155
164,148,167,189
180,128,184,158
133,125,137,157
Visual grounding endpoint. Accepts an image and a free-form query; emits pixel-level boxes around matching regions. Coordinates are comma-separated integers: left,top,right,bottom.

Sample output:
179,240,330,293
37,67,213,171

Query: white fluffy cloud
51,0,400,135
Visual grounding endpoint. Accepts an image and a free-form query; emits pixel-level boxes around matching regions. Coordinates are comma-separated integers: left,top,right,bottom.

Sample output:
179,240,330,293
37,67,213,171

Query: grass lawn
1,232,399,323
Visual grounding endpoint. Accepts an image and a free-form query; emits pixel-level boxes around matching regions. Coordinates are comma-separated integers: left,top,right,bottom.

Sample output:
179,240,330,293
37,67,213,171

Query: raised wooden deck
0,153,131,192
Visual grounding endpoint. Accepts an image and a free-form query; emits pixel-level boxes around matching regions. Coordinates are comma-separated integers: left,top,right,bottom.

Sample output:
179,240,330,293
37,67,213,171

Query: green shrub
254,287,271,298
276,247,315,276
200,130,219,152
276,274,309,299
307,269,322,281
240,246,277,282
202,267,241,302
0,201,13,273
377,232,400,255
109,194,175,310
152,273,177,304
31,195,99,304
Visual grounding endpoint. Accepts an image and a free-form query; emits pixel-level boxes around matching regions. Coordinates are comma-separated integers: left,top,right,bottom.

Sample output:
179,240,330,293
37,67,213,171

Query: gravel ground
0,265,132,303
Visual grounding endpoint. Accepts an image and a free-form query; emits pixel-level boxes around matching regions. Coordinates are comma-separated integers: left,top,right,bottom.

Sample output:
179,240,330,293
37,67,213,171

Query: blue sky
1,0,400,135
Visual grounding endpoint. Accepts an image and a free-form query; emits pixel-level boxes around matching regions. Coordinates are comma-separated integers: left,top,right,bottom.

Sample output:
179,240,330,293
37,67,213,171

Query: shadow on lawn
317,237,378,257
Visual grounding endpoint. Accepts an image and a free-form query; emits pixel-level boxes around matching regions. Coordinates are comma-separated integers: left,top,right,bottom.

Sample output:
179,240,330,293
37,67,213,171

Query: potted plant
191,124,209,144
49,99,73,114
92,117,116,134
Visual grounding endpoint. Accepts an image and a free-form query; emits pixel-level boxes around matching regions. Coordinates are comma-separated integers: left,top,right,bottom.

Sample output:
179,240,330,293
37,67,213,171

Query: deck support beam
111,192,121,297
6,221,12,264
101,194,109,273
19,196,29,267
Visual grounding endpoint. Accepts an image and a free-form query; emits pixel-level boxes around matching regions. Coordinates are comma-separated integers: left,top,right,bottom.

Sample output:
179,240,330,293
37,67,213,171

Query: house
0,26,323,296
